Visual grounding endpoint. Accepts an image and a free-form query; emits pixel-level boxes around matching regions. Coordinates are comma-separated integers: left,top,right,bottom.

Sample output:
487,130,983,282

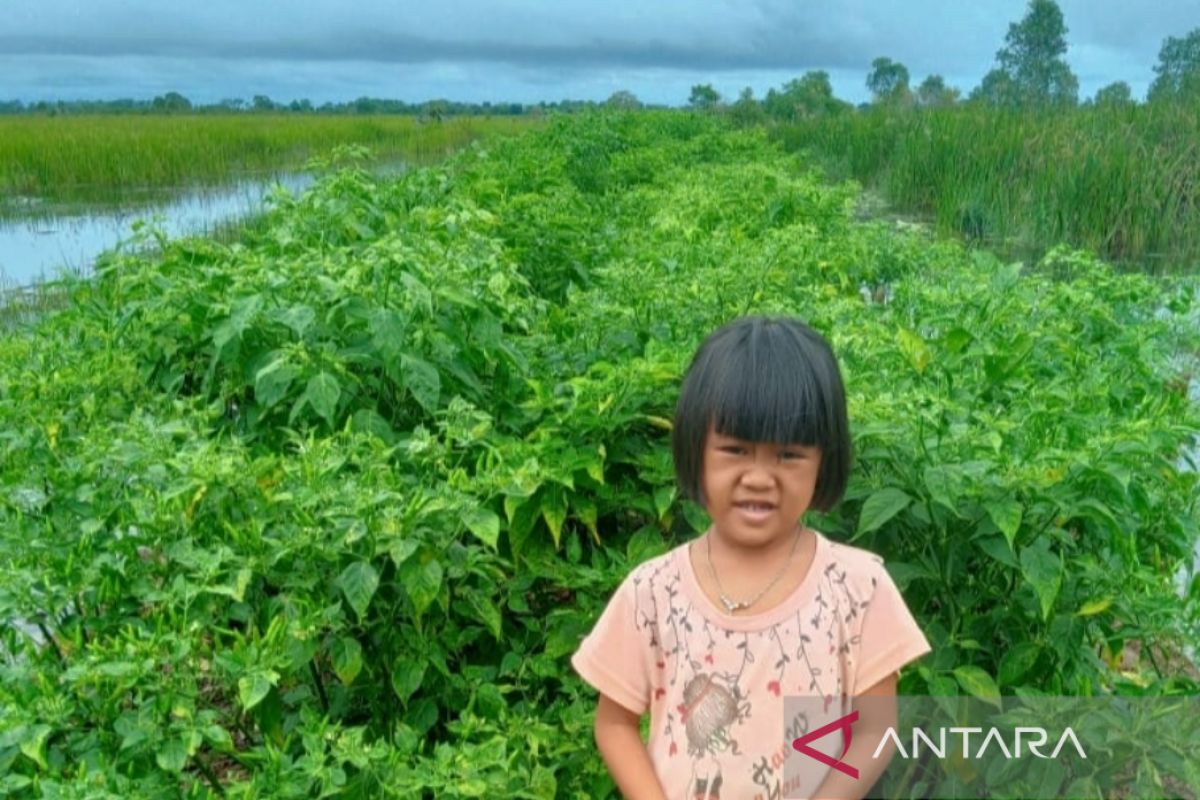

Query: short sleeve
570,571,653,716
853,559,932,694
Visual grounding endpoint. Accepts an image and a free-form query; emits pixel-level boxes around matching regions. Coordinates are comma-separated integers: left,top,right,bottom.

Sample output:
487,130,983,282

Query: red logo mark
791,710,859,779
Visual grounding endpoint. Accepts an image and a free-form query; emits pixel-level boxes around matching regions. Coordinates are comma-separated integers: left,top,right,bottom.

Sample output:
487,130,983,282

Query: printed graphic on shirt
633,553,868,797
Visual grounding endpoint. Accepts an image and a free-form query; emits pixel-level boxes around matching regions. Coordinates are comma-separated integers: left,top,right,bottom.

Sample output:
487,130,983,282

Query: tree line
0,94,633,118
687,0,1200,119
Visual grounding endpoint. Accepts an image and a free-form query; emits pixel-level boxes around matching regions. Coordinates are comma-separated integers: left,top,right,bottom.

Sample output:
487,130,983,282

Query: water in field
0,171,317,289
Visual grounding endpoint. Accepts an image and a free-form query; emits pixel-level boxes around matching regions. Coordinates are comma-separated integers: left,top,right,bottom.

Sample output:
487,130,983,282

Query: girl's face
700,422,822,549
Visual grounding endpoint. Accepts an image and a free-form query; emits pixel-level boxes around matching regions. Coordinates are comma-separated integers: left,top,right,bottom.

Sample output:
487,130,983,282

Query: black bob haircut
672,315,853,513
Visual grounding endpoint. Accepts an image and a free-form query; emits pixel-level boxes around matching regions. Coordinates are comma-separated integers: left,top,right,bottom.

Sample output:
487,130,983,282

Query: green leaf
211,293,263,355
465,589,503,640
975,535,1018,569
681,500,711,534
952,665,1001,709
1020,539,1063,622
403,558,443,617
941,327,973,354
155,737,189,773
653,485,676,520
1075,597,1113,617
338,561,380,621
462,506,500,549
331,636,364,685
388,538,419,568
18,725,50,771
401,353,441,413
855,488,911,539
369,308,409,360
202,725,233,750
627,525,667,564
391,658,427,704
574,496,599,545
254,358,298,410
897,327,931,374
238,671,278,711
923,465,964,515
986,498,1024,549
303,372,342,427
998,642,1040,687
506,494,542,561
350,408,396,443
277,304,316,337
541,485,567,549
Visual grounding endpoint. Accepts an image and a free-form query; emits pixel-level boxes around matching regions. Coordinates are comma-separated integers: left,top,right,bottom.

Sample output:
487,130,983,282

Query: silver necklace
704,525,803,613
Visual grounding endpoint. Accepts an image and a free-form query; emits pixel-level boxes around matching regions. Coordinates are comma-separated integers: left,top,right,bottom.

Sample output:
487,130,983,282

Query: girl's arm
593,693,669,800
809,671,900,800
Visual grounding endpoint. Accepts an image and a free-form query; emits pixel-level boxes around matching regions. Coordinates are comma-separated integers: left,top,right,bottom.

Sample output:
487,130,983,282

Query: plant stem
309,660,330,713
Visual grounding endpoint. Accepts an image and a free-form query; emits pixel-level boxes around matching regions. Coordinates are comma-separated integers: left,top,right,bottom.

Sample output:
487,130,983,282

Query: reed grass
0,114,534,207
774,103,1200,273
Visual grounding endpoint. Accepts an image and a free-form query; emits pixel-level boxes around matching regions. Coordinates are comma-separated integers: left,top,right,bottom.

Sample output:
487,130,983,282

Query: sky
2,1,1197,107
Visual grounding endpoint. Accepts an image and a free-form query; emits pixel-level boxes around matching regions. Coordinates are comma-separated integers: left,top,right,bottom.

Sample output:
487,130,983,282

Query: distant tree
288,98,314,112
252,94,276,111
764,71,848,120
605,90,642,110
916,74,960,107
217,97,246,111
969,68,1013,105
728,87,764,127
152,91,192,112
983,0,1078,106
1092,81,1133,107
866,57,912,105
1148,28,1200,102
688,83,721,110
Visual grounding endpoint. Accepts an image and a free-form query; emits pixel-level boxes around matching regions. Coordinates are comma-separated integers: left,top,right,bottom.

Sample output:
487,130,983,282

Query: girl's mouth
734,502,776,521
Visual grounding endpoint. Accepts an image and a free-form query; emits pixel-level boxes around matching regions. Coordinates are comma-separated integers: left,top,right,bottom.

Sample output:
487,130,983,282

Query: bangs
702,322,837,448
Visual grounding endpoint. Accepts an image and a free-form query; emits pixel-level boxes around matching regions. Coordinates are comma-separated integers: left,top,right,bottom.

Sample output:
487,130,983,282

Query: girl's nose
740,464,776,486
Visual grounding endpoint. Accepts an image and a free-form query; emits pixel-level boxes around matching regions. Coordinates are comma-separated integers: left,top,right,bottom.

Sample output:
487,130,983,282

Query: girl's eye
781,451,802,459
721,446,746,454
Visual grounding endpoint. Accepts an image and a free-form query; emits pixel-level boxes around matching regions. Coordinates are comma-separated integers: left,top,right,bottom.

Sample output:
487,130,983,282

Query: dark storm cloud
1,30,859,70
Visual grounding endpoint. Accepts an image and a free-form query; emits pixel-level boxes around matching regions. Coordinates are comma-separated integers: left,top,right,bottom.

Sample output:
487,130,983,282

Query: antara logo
791,710,1089,779
791,710,860,779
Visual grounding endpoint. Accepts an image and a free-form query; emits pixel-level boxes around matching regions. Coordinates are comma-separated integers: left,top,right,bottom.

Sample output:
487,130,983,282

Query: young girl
571,316,931,800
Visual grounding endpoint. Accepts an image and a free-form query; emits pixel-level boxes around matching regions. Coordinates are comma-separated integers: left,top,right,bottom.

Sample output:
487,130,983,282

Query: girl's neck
692,523,817,616
704,522,807,569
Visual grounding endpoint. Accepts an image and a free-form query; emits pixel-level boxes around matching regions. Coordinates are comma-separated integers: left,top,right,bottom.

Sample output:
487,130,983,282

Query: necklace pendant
720,594,745,613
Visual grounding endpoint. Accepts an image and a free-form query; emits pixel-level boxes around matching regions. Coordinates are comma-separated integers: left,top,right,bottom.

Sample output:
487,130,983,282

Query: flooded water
0,171,317,289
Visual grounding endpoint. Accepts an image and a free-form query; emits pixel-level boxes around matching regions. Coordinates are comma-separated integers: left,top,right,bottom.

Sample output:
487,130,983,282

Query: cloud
2,0,1194,103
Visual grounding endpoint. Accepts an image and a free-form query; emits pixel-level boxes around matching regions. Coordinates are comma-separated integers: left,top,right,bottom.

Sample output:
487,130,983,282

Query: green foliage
1148,27,1200,103
916,75,961,108
763,72,852,122
728,87,765,128
1092,81,1134,107
975,0,1078,107
775,103,1200,271
866,57,912,105
2,110,1198,797
0,115,534,210
687,84,721,111
604,91,642,111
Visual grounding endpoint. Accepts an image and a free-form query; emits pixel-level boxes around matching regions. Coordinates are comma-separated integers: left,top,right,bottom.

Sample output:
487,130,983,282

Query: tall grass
0,114,534,207
774,103,1200,272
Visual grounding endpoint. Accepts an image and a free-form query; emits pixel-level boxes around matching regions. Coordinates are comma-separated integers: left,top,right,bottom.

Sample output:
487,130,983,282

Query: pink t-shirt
571,528,932,800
